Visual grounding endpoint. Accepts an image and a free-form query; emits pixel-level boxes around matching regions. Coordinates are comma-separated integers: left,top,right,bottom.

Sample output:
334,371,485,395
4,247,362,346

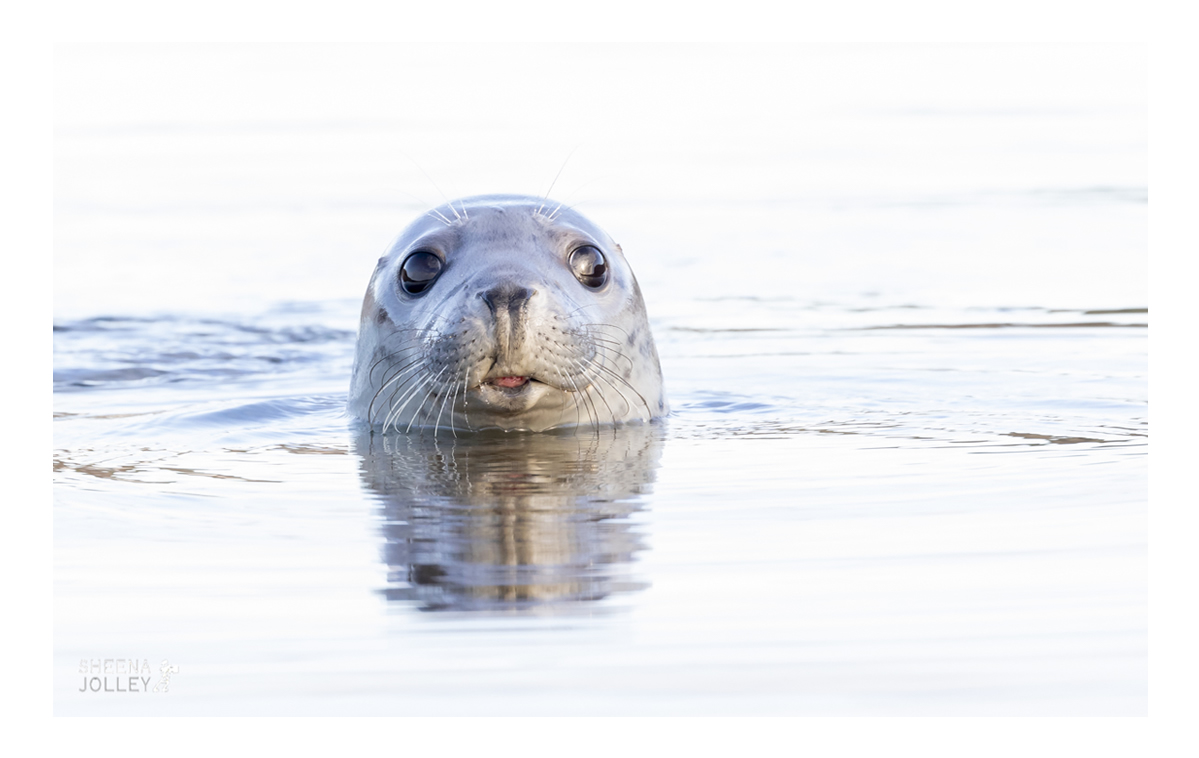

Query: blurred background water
54,42,1146,714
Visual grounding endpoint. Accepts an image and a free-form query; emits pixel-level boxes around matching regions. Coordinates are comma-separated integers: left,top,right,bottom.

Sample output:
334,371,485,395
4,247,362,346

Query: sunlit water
54,44,1146,715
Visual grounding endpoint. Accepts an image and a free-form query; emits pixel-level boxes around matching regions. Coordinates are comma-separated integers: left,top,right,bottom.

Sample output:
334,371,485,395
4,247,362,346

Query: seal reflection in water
354,424,663,612
349,194,667,432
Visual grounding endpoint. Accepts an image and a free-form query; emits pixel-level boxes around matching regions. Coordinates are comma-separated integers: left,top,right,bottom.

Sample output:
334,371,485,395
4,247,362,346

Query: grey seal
348,194,667,432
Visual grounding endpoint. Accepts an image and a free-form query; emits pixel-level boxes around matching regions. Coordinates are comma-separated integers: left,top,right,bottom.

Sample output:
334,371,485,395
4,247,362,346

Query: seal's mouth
474,366,567,398
488,376,530,389
479,375,546,397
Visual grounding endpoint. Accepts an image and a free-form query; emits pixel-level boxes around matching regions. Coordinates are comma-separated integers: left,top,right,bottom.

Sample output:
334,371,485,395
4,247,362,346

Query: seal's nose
480,283,537,361
480,284,535,317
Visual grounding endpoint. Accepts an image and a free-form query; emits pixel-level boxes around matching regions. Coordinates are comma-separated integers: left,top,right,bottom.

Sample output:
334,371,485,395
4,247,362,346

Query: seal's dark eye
399,251,443,295
568,245,608,289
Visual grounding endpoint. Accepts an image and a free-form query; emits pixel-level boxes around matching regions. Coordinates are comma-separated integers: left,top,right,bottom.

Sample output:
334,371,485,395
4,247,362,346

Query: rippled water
54,43,1146,715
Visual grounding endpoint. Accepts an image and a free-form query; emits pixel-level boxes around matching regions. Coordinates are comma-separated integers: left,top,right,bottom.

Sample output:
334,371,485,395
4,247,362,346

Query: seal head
349,194,667,432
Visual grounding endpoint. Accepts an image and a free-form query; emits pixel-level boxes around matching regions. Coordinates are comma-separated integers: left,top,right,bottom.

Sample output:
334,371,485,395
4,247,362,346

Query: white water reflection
358,427,661,612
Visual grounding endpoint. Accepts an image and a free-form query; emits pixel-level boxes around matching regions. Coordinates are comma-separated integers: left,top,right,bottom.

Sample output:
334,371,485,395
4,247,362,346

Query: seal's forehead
390,194,615,255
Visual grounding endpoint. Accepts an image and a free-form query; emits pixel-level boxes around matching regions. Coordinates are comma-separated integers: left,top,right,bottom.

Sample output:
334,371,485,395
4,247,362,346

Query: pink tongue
492,376,529,388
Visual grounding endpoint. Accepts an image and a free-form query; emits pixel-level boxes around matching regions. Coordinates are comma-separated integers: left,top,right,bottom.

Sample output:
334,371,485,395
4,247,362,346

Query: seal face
349,194,667,432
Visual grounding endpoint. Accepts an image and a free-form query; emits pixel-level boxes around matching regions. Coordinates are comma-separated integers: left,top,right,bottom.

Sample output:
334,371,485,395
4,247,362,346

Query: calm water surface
54,44,1146,715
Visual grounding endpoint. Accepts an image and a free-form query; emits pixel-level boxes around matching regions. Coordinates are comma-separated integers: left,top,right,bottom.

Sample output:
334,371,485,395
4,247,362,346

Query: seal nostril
508,286,533,319
480,289,498,315
480,284,535,315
